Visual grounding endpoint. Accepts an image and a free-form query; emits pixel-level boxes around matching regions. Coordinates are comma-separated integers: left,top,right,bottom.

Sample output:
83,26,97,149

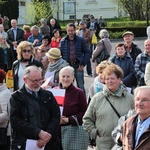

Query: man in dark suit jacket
7,19,24,60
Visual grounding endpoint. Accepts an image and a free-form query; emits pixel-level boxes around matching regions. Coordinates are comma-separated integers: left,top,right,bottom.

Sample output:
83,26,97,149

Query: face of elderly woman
21,46,32,60
59,69,74,88
105,72,121,92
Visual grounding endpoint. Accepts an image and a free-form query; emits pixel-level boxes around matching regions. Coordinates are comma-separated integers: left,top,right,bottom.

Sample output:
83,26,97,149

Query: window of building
87,0,96,2
83,14,90,19
69,15,75,20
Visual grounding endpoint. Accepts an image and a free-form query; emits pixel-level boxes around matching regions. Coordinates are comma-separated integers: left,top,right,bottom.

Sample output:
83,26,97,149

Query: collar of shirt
25,85,38,96
11,27,17,30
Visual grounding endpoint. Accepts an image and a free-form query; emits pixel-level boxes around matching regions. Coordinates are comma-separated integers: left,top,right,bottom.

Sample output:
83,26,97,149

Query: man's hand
78,65,84,71
12,41,17,47
38,130,52,142
37,139,46,148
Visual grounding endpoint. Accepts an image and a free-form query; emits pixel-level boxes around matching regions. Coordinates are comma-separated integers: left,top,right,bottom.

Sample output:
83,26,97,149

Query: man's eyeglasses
135,99,150,103
22,50,31,53
27,77,43,83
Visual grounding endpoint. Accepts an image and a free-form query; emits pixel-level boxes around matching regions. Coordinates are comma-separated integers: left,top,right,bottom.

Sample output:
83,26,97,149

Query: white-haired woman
92,29,112,77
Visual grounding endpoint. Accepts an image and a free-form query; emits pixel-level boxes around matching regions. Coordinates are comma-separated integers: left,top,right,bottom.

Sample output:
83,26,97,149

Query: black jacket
12,57,43,91
125,43,142,64
10,85,60,149
0,47,14,71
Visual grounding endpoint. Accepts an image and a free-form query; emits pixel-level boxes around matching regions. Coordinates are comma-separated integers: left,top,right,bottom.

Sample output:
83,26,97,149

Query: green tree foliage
31,0,53,25
0,0,19,20
113,0,150,20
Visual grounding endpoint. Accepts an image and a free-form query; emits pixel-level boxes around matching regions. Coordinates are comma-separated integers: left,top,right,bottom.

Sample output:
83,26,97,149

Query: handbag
6,70,14,88
96,40,110,64
0,121,9,145
61,115,89,150
92,33,98,44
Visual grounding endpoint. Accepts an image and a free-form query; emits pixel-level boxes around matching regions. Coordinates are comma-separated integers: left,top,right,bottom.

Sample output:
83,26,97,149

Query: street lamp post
146,0,149,26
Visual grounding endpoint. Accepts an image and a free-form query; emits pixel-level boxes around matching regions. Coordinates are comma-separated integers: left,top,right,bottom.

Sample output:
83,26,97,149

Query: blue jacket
60,35,90,66
110,53,134,87
27,33,43,47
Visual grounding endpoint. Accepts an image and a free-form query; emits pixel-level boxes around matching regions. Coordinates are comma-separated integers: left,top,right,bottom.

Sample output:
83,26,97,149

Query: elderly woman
0,24,7,39
44,48,68,87
83,63,134,150
59,66,88,150
0,69,11,150
87,60,112,104
12,41,43,91
92,29,112,77
23,25,32,40
0,34,14,72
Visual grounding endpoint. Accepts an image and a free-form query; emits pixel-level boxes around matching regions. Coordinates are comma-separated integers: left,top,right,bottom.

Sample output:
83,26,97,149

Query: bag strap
72,115,79,126
104,95,121,118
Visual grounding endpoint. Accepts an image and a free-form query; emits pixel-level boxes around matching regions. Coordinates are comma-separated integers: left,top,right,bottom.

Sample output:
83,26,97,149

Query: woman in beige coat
0,69,11,150
92,29,112,77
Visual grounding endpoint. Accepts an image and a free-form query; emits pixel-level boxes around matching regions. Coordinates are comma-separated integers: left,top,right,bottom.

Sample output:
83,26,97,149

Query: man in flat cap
123,31,142,88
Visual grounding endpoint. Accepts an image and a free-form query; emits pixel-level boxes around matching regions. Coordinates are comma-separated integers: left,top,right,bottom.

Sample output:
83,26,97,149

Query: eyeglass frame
27,77,43,83
135,99,150,103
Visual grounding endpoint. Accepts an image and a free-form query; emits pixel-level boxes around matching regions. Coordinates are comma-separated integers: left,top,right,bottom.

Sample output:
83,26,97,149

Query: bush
109,30,127,39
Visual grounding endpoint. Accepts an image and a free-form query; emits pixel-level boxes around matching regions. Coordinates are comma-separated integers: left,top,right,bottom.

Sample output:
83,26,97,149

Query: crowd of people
0,14,150,150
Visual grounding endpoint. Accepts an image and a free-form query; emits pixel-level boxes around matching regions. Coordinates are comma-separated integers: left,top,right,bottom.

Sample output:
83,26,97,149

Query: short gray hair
31,25,39,32
24,66,42,78
134,86,150,97
99,29,109,39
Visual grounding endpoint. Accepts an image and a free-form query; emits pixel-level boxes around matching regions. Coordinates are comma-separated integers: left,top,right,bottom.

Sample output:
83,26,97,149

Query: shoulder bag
61,115,89,150
104,95,121,118
0,121,9,145
96,40,110,64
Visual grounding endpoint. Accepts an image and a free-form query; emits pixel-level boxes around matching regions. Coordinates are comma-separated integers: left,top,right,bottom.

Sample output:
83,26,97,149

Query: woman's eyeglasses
22,50,31,53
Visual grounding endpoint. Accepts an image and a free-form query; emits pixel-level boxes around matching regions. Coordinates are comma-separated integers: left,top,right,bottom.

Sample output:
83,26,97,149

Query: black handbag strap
104,95,121,118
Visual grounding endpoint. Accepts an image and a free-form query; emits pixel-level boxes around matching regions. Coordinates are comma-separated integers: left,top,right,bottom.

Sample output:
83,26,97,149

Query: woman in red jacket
50,29,62,48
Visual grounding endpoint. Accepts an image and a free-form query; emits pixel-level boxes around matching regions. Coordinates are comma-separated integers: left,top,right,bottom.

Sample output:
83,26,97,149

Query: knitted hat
46,48,62,59
122,31,134,37
0,69,6,83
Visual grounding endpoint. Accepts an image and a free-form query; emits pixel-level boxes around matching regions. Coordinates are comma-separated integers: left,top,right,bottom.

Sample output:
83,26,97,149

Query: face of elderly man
31,27,39,36
144,39,150,55
134,88,150,120
11,19,17,28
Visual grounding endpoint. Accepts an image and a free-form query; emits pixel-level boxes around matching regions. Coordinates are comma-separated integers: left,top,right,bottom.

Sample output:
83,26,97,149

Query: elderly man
39,18,50,36
60,23,90,93
10,66,60,150
7,19,24,60
121,86,150,149
122,31,142,64
135,39,150,86
27,25,43,47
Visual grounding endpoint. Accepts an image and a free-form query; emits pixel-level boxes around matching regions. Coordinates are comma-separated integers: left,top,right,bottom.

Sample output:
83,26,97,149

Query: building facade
18,0,120,24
